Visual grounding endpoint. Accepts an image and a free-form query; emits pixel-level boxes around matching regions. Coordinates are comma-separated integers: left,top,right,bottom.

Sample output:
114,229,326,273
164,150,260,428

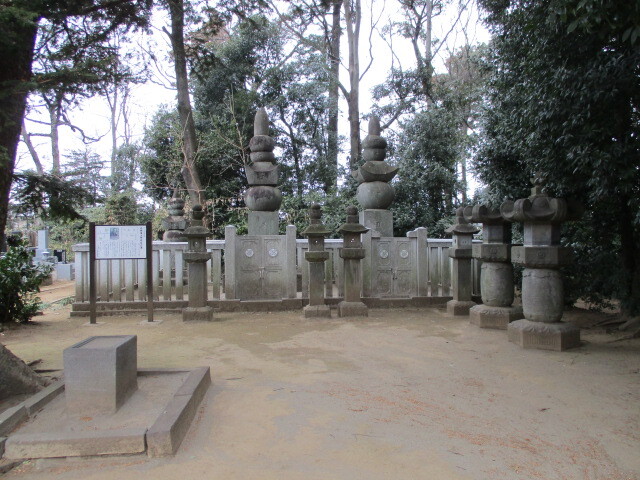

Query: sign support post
146,221,153,323
89,222,97,325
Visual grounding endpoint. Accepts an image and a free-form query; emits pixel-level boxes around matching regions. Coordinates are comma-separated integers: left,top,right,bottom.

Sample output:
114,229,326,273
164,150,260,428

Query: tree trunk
47,95,62,175
167,0,204,206
326,0,342,191
620,197,640,316
0,343,46,400
0,18,39,251
21,121,44,174
343,0,361,171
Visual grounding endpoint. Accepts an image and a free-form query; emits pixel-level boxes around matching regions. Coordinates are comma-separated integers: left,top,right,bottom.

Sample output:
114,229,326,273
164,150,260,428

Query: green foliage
477,0,640,314
105,191,138,225
0,240,52,324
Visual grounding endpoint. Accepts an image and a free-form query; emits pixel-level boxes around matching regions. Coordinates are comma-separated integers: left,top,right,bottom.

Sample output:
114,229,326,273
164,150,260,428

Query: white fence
71,238,480,305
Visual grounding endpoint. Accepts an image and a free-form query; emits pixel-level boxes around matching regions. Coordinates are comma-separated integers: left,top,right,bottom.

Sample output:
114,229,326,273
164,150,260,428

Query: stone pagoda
445,208,480,315
464,205,522,328
301,204,331,318
354,116,398,236
162,194,187,241
245,108,282,235
501,176,582,350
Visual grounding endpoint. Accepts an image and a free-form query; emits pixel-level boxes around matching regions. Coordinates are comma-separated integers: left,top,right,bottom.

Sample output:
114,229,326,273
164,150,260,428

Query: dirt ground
1,281,639,480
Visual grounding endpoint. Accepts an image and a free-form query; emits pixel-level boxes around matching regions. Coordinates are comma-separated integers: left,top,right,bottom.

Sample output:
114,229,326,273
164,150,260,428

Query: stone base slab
182,306,213,322
507,319,581,351
5,428,147,459
469,305,523,330
0,406,27,437
337,301,369,318
303,304,331,318
446,300,476,316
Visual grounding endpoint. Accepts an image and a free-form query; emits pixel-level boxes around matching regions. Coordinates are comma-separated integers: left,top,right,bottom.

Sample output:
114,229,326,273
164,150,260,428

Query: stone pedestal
446,208,479,315
302,204,331,318
63,335,137,415
360,209,393,237
183,205,213,322
337,206,369,317
248,211,279,236
465,205,522,329
501,177,582,351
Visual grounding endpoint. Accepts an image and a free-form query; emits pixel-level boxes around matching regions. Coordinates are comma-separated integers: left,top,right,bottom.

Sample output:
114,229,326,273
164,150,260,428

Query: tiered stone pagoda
245,108,282,235
464,205,522,328
445,208,480,315
501,177,582,350
301,204,331,318
354,116,398,236
162,195,187,241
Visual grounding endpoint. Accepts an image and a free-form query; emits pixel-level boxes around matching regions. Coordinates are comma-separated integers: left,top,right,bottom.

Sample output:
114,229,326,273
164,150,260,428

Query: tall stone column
338,206,369,317
464,205,522,328
302,204,331,318
245,108,281,235
183,205,213,321
162,195,187,242
446,208,480,315
354,116,398,236
501,178,582,350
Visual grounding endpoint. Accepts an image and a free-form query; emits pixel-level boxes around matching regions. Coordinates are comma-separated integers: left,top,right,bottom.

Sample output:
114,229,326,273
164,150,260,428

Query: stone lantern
162,195,187,242
183,205,213,322
501,177,582,350
464,205,522,328
301,204,331,318
337,206,369,317
245,108,282,235
354,116,398,236
445,207,480,315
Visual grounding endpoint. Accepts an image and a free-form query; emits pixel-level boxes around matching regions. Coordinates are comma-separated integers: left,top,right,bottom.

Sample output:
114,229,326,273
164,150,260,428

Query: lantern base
469,304,523,330
303,304,331,318
508,319,581,351
337,301,368,318
182,306,213,322
446,300,476,316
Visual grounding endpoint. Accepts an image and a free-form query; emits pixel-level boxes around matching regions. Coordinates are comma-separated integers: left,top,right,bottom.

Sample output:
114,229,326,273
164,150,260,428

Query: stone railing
72,238,480,306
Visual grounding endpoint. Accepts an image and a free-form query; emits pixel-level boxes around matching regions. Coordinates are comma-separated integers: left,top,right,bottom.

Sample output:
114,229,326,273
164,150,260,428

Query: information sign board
95,225,147,259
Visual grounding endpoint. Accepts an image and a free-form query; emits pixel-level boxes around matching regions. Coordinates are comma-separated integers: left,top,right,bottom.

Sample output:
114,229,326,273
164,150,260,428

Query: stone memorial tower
501,177,582,350
301,204,331,318
464,205,522,328
162,195,187,242
245,108,282,235
354,116,398,236
446,208,480,315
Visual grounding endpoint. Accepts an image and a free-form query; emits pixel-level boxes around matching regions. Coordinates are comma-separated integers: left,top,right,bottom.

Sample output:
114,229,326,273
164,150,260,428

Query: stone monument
445,208,480,315
183,205,213,321
245,108,282,235
464,205,522,328
301,204,331,318
501,177,582,350
338,206,369,317
354,116,398,236
162,194,187,242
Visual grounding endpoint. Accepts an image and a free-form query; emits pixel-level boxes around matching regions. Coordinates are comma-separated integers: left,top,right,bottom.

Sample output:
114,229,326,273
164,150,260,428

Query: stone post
183,205,213,321
162,195,187,241
501,178,582,350
446,208,480,315
301,204,331,318
464,205,522,328
354,116,398,236
245,108,281,235
337,206,369,317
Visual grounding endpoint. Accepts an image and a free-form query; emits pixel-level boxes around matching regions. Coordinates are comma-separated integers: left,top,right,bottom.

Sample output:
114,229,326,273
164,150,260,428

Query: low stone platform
469,304,523,330
0,367,210,460
507,319,581,351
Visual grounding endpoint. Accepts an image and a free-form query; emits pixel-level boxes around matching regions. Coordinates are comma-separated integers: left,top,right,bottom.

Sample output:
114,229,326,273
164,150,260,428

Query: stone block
337,301,368,318
508,319,581,351
23,380,65,417
4,428,147,459
248,211,279,235
303,304,331,318
182,306,213,322
54,263,75,281
472,243,510,262
147,367,211,457
0,436,5,457
446,300,476,316
511,246,572,268
360,209,393,237
0,406,27,437
469,304,523,329
448,248,473,259
63,335,138,415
